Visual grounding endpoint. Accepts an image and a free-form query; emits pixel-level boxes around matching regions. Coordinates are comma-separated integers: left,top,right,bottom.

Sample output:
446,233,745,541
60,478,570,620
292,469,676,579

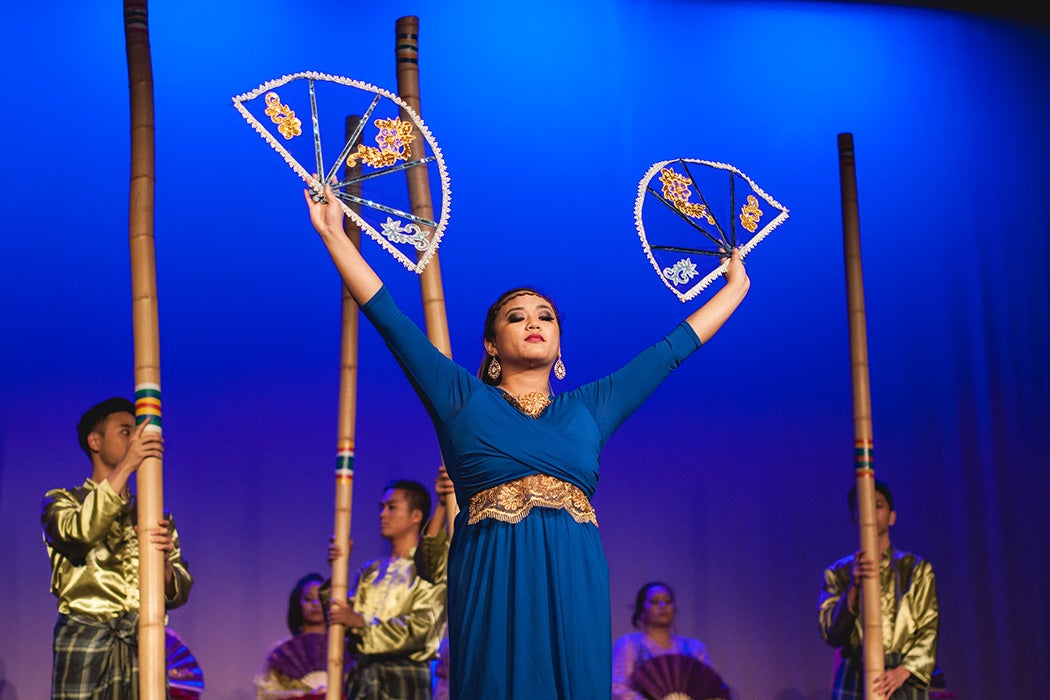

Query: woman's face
640,585,676,628
485,293,561,372
300,581,324,626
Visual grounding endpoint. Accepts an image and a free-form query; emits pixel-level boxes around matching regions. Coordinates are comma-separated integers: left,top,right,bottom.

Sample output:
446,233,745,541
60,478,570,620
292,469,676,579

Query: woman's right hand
304,182,345,238
301,180,384,305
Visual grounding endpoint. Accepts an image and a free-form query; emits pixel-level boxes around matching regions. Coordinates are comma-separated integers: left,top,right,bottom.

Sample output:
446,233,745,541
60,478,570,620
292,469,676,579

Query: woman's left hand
723,247,750,292
685,246,751,344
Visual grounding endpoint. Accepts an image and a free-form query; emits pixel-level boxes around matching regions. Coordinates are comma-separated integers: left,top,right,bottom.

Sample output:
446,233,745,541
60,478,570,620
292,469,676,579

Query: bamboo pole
325,116,364,700
837,132,885,699
394,15,459,533
123,1,165,698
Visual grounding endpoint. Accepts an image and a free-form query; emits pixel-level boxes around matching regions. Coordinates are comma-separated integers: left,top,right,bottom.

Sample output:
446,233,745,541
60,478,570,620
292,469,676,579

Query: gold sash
467,473,597,526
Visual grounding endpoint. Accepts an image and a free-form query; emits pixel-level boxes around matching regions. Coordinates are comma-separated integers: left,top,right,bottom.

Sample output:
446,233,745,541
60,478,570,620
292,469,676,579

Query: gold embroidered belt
467,474,597,526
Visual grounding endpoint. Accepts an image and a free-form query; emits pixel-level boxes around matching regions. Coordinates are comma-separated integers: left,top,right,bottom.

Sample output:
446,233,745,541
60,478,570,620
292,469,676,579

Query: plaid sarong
833,653,929,700
346,657,431,700
52,612,159,700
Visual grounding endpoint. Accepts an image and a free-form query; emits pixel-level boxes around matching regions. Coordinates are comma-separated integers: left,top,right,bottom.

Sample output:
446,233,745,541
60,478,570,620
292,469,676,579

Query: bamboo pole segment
837,132,885,699
325,116,365,700
123,2,165,698
394,15,459,533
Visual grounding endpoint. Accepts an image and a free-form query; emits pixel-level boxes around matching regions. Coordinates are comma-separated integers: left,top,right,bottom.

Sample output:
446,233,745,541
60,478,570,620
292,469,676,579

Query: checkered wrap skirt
51,612,163,700
345,657,431,700
833,653,929,700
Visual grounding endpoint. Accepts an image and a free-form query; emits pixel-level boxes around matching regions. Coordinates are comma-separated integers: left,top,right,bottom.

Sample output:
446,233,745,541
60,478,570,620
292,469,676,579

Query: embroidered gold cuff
468,474,597,526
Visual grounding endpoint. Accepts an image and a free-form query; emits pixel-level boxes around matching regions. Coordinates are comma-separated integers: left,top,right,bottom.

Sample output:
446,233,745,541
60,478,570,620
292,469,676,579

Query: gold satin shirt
818,546,939,686
414,528,449,585
41,478,193,619
348,552,446,663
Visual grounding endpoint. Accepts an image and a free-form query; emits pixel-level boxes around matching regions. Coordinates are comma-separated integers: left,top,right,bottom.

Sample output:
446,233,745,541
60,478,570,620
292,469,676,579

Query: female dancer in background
612,581,713,699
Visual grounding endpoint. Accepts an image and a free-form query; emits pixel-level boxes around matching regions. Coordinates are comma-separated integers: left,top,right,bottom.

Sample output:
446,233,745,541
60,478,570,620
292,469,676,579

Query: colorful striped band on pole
124,0,148,33
135,383,162,432
336,440,354,481
396,30,419,65
853,439,873,473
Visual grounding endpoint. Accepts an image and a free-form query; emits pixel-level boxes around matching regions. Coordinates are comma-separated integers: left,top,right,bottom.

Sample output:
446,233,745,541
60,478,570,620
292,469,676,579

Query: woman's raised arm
685,248,750,344
304,183,384,305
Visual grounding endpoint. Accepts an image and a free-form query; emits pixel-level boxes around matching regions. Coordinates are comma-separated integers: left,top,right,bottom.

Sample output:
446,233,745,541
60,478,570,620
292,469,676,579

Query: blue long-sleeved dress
362,286,703,699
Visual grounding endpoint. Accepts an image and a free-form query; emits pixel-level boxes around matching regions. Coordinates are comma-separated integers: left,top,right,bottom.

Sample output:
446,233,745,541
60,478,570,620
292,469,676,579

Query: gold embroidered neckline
501,390,552,418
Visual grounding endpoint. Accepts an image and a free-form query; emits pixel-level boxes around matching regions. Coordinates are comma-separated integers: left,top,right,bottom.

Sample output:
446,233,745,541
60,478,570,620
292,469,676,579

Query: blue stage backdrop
1,1,1046,698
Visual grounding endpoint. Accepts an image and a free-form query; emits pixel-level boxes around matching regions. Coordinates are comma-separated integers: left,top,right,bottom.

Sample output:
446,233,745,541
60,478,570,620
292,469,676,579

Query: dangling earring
553,351,566,380
487,355,502,382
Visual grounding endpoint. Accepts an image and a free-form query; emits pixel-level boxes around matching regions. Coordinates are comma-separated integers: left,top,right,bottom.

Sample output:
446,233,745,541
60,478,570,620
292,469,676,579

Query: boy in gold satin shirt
41,397,193,699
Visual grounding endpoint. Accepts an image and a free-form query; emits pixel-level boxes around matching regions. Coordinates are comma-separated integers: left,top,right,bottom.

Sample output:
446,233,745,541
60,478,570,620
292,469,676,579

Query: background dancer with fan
304,183,749,698
254,572,331,699
42,397,194,700
612,581,725,699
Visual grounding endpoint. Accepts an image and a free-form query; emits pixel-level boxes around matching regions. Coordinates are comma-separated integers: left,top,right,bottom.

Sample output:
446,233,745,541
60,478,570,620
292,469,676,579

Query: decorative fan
266,632,327,687
165,628,204,697
232,71,451,274
634,158,788,302
630,654,732,700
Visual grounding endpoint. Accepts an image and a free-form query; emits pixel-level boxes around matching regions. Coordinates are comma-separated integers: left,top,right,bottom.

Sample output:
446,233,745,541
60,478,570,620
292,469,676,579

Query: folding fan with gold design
634,158,788,302
232,71,451,273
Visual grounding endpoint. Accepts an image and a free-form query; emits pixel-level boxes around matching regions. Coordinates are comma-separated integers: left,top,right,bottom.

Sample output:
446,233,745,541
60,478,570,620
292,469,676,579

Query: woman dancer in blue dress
305,184,750,699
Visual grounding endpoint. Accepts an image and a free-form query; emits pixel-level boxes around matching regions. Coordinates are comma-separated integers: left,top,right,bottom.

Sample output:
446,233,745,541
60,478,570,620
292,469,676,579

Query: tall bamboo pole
325,116,364,700
123,1,165,697
394,15,459,532
837,132,885,699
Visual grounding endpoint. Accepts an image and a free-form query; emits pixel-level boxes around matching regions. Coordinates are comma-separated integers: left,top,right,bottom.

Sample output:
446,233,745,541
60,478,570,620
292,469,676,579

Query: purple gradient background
1,1,1047,698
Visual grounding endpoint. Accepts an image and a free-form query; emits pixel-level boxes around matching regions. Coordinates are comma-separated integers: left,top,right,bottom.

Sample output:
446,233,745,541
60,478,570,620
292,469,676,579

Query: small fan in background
255,632,336,699
630,654,732,700
165,628,204,699
266,633,326,690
